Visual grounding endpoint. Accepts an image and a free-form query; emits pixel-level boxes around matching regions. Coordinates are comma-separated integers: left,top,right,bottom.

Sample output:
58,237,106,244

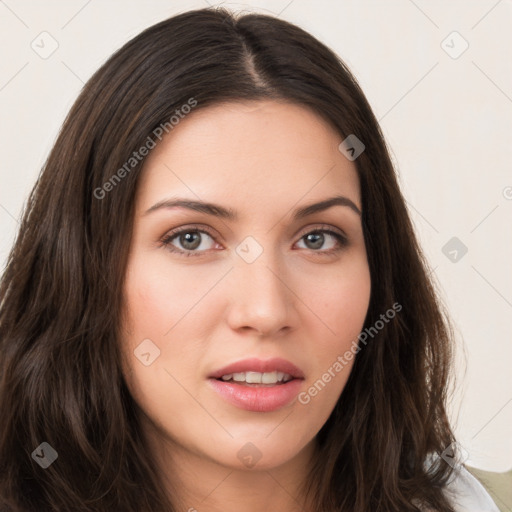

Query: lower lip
208,378,303,412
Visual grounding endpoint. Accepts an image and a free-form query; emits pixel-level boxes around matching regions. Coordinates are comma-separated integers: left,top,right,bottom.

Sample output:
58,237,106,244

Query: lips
208,357,305,412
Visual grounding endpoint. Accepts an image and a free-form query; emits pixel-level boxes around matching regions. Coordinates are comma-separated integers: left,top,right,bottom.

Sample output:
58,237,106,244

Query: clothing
444,466,500,511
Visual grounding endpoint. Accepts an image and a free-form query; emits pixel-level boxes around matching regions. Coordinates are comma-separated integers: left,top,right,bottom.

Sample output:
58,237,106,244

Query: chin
205,434,314,472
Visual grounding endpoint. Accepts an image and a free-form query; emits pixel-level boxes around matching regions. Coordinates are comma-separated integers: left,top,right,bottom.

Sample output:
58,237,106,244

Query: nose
225,249,298,338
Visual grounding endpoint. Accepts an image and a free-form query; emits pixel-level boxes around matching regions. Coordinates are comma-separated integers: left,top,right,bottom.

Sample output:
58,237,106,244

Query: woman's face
121,100,371,472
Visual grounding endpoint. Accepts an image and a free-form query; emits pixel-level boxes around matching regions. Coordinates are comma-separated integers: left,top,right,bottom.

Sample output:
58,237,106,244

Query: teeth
245,371,262,384
220,371,293,384
261,371,277,384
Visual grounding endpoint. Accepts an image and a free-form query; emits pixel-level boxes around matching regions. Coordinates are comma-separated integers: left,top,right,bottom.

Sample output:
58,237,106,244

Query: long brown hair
0,7,457,511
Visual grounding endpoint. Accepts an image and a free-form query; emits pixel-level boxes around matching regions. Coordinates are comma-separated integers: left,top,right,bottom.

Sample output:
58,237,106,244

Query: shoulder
443,465,500,512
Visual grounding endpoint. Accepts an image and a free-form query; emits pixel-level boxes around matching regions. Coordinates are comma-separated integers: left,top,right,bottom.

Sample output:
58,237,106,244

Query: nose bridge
227,238,295,335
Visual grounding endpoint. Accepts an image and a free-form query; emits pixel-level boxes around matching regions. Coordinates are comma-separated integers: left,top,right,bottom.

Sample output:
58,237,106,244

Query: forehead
136,100,361,217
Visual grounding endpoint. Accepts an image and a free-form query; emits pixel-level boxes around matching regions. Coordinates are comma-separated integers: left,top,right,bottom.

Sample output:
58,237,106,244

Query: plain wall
0,0,510,472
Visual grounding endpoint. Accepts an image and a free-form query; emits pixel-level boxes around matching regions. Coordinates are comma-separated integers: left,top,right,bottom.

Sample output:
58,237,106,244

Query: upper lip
209,357,305,380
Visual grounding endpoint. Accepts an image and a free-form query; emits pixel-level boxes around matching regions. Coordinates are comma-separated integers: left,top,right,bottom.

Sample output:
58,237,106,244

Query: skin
120,100,371,512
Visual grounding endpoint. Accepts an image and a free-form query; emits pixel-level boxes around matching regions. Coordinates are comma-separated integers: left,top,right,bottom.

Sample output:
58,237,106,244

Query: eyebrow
144,194,361,219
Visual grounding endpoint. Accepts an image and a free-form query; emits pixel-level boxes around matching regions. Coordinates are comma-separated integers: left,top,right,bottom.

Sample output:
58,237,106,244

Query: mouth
208,358,305,412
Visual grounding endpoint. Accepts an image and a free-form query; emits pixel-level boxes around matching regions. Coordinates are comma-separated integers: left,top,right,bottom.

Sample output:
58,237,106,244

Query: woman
0,7,499,512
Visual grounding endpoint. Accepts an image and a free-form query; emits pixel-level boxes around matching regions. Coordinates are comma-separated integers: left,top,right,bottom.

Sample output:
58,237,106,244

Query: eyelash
160,224,348,258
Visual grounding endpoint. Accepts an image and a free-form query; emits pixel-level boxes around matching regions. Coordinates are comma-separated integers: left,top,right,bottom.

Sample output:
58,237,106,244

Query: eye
161,226,219,257
295,228,347,254
160,224,348,257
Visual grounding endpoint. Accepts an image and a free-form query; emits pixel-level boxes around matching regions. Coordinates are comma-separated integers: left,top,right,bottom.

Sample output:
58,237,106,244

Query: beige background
0,0,511,476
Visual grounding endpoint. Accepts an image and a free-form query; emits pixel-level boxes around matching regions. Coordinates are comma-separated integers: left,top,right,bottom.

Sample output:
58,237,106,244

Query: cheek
294,253,371,411
298,255,371,345
123,254,210,336
334,267,371,341
295,262,370,423
121,255,219,393
121,258,205,439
